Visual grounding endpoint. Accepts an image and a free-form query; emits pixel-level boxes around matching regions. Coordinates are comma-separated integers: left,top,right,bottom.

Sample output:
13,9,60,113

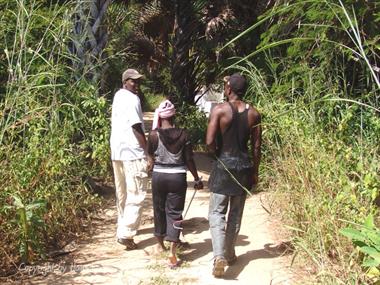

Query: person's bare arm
146,131,157,172
250,109,262,186
184,142,203,189
132,123,147,151
206,106,221,154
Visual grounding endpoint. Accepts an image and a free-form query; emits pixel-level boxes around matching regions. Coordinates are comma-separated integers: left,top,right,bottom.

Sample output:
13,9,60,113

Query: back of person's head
228,73,247,98
157,100,176,118
152,100,176,130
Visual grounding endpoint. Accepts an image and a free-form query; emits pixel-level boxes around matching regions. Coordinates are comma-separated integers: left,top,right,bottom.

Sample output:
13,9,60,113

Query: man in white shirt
110,68,148,250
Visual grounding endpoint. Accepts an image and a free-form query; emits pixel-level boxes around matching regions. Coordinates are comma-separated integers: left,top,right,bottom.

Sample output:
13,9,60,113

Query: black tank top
217,102,250,155
209,102,253,195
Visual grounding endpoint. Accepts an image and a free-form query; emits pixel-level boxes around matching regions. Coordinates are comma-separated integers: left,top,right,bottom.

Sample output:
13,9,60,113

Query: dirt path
26,113,294,285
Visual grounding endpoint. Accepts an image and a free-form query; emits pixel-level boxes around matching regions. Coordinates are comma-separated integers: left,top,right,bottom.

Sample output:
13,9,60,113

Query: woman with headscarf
147,100,203,268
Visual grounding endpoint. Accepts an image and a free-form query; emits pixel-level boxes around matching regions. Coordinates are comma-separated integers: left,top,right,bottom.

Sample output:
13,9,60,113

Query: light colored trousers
208,192,246,261
112,159,148,239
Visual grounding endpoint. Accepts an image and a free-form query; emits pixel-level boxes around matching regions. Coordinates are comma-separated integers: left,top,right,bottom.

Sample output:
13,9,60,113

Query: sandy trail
25,113,294,285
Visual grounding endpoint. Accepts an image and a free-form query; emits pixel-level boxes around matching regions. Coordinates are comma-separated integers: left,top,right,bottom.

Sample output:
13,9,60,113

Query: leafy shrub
0,0,109,275
175,104,208,146
222,0,380,282
341,215,380,282
142,92,166,112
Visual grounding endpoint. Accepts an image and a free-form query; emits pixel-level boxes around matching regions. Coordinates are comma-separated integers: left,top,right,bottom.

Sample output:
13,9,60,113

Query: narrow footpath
27,112,295,285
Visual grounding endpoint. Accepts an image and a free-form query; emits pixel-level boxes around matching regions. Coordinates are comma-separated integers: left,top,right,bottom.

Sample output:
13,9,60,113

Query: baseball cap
122,69,143,82
228,73,247,96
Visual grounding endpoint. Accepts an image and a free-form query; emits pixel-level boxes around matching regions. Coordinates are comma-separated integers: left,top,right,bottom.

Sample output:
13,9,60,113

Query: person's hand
194,176,203,190
194,180,203,190
146,158,154,173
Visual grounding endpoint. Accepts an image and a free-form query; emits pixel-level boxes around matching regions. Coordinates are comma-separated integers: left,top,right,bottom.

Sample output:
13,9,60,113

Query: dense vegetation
240,1,380,283
0,0,378,284
0,0,110,276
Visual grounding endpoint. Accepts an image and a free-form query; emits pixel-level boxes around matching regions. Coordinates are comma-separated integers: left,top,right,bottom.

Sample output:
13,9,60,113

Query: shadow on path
224,241,294,280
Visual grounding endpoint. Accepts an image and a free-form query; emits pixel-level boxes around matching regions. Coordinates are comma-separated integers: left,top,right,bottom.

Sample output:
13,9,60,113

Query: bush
0,1,110,275
175,104,208,147
225,1,380,281
142,92,166,112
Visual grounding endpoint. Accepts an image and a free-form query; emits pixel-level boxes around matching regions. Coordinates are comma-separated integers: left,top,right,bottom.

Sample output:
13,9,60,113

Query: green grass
0,0,109,275
222,1,380,283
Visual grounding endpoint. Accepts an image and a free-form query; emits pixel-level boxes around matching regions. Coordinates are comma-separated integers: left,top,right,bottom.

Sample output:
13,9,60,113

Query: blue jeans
208,192,246,261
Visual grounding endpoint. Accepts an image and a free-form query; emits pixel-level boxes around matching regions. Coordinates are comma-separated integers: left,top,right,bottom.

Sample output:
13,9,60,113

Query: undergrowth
0,0,111,276
226,1,380,282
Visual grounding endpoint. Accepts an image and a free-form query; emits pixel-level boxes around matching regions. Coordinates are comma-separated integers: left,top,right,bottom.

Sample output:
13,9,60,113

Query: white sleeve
128,96,143,127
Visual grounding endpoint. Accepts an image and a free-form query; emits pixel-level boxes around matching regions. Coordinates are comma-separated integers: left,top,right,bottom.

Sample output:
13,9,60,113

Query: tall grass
0,0,111,276
240,63,379,284
224,1,379,283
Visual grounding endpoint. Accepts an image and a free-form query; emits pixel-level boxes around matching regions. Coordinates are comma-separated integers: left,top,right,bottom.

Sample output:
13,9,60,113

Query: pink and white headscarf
152,100,176,130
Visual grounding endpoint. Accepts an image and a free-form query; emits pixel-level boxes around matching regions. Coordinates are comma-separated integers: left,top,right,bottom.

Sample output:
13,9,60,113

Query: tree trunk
70,0,111,88
172,0,197,105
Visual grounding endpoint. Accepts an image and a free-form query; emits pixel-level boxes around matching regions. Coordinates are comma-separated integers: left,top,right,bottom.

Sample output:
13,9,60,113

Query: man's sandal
117,238,138,250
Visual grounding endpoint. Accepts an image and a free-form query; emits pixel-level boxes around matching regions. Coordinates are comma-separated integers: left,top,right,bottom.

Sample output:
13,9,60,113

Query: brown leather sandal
125,239,138,250
117,238,138,250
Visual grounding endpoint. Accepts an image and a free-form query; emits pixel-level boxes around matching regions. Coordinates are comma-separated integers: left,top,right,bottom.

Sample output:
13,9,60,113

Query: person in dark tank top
146,100,203,268
206,73,262,278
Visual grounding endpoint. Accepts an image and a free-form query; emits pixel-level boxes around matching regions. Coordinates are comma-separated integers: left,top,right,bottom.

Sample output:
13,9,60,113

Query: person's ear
226,85,232,96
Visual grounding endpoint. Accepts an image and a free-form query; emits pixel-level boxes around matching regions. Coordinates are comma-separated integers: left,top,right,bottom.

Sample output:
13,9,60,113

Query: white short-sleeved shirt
110,88,145,161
